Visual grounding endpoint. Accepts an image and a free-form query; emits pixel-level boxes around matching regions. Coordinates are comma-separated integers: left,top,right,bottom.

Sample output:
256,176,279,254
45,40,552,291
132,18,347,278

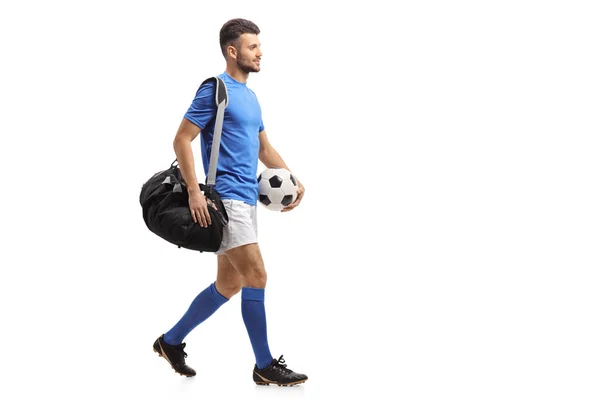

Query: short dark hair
219,18,260,58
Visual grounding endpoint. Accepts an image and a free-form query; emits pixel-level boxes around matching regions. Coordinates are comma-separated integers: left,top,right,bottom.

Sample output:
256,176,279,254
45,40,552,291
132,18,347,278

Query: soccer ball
257,168,298,211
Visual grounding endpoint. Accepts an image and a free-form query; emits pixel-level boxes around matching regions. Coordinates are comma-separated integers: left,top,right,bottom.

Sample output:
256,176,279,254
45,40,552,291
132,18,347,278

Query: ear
227,45,237,59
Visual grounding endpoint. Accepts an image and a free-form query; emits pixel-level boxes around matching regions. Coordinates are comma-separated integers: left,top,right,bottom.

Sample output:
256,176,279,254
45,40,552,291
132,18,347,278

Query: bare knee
216,254,243,298
241,264,267,288
216,278,242,299
225,244,268,288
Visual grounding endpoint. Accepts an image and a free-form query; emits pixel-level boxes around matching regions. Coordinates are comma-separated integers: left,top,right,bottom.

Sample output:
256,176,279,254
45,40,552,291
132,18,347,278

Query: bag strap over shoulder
171,77,228,188
203,77,228,187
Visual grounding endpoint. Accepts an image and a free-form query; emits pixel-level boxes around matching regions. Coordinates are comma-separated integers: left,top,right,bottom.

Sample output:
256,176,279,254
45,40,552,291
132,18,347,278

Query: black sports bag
139,77,229,252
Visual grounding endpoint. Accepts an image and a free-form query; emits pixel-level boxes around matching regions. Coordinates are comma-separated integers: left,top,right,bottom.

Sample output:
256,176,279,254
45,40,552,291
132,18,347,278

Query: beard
236,55,260,73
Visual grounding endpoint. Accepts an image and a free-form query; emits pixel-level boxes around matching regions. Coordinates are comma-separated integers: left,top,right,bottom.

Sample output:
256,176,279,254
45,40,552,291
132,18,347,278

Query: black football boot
152,334,196,377
253,355,308,386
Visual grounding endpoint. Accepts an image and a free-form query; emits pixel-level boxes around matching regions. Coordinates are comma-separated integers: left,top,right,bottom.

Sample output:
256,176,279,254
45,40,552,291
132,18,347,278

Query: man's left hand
282,179,304,212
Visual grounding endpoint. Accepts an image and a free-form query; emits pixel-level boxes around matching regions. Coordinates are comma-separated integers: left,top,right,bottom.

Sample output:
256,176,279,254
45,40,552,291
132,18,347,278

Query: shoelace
273,355,292,373
178,343,188,358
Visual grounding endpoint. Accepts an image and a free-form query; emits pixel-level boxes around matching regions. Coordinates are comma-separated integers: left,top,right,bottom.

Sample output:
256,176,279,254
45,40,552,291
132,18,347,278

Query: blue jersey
184,72,265,205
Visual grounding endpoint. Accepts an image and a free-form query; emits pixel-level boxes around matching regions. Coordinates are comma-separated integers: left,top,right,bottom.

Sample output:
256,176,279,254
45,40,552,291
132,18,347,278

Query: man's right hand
188,188,212,227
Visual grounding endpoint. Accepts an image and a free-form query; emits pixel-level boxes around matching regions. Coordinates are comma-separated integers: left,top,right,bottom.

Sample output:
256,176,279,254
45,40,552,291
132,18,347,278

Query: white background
1,0,599,399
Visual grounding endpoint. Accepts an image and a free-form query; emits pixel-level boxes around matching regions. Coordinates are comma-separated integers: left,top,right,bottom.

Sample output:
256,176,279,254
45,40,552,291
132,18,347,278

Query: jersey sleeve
184,81,216,129
259,118,264,133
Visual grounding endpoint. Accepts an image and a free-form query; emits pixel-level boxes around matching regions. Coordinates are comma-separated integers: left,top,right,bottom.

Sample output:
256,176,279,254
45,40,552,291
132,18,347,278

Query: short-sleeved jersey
184,72,264,205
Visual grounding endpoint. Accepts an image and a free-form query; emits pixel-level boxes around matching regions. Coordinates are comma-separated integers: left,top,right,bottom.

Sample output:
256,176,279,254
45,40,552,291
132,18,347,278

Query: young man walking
152,18,307,387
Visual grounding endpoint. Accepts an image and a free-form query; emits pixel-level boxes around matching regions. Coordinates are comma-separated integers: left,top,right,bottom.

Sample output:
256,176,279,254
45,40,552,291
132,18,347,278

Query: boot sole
153,345,196,377
255,378,307,387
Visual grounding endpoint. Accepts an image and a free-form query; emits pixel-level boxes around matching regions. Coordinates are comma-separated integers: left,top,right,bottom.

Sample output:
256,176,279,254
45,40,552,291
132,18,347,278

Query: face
231,33,262,73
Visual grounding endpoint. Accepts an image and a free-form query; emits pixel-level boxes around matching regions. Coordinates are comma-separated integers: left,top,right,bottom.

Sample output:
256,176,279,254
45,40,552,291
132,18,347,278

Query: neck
225,64,249,83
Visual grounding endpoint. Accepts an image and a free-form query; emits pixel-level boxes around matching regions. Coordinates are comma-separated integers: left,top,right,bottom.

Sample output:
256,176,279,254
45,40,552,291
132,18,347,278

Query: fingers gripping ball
257,168,298,211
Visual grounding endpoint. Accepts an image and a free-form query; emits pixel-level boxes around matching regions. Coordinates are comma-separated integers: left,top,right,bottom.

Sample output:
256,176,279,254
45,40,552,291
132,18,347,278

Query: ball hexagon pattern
257,168,298,211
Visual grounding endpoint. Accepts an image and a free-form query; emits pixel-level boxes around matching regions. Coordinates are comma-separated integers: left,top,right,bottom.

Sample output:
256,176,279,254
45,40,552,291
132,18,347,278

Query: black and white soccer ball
257,168,298,211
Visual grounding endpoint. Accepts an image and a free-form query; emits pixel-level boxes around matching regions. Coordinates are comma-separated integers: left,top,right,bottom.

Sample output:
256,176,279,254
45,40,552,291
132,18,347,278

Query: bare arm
258,130,305,212
173,118,212,226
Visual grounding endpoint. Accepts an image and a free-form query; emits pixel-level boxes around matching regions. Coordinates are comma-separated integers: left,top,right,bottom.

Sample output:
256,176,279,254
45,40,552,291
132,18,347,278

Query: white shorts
216,199,258,255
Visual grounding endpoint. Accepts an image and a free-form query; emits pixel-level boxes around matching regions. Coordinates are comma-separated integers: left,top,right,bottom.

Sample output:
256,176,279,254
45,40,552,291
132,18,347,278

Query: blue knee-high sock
163,282,228,345
241,287,273,369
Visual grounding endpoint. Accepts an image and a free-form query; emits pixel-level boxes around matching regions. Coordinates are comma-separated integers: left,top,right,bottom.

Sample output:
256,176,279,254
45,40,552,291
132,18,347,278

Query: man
152,18,308,387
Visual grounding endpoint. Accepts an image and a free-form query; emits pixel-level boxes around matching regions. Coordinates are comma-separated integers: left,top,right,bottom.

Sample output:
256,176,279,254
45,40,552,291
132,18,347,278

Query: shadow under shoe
253,355,308,386
152,334,196,377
